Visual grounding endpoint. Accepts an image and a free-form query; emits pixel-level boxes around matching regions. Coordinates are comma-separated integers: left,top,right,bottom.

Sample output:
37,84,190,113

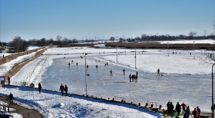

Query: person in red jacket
192,108,199,118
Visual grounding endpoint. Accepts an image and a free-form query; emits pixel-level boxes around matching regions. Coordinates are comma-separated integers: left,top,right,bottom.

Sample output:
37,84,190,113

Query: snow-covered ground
0,50,39,76
0,101,23,118
159,39,215,44
1,47,215,117
0,86,158,118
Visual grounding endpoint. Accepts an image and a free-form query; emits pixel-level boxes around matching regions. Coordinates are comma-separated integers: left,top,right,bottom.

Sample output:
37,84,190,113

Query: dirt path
0,96,43,118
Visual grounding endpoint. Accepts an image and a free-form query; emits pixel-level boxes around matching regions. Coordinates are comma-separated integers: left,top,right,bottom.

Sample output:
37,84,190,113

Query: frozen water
9,47,215,114
41,53,213,112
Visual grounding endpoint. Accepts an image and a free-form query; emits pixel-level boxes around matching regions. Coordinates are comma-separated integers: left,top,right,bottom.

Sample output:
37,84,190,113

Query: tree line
109,33,215,42
0,36,79,52
0,33,214,52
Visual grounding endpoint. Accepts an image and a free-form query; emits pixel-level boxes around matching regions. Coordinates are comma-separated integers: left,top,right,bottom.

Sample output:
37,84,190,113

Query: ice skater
38,83,42,93
157,68,161,79
64,84,68,96
8,76,10,85
110,70,112,76
129,74,132,82
157,68,160,76
68,62,71,68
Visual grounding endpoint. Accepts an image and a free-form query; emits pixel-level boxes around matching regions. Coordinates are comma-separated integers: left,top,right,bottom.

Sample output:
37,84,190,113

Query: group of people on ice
129,71,138,82
166,101,201,118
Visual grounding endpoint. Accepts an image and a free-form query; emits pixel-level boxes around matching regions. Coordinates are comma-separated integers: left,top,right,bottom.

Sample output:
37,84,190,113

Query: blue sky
0,0,214,41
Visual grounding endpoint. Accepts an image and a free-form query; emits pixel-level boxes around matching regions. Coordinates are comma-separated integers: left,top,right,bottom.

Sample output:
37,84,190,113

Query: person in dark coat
38,83,42,93
157,68,160,76
167,101,171,113
175,102,181,116
167,101,174,114
183,106,190,118
211,104,215,112
110,70,112,76
129,74,132,82
136,71,138,77
60,84,64,96
8,76,10,85
169,102,174,113
68,62,71,67
181,102,186,111
196,106,201,117
8,93,14,104
64,85,68,95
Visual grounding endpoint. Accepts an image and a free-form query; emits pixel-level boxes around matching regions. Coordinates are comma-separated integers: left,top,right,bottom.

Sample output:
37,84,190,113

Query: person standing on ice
129,74,132,82
192,108,199,118
8,76,11,85
181,102,186,112
110,70,112,76
68,62,71,68
60,84,64,96
183,106,190,118
38,83,42,93
166,101,174,114
196,106,201,117
123,69,125,75
64,84,68,96
175,102,181,116
157,68,160,77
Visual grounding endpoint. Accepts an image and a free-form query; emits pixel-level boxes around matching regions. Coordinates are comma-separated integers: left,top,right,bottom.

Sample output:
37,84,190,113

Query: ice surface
7,47,215,116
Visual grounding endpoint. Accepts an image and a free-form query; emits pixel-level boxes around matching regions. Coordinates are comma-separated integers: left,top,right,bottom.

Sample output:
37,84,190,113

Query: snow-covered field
1,47,215,117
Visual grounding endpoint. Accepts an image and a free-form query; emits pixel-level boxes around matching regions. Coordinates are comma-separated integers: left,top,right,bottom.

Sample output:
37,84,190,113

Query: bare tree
10,36,28,52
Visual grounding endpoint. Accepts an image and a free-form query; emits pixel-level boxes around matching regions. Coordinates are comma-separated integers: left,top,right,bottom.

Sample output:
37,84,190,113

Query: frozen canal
41,52,212,112
10,47,214,112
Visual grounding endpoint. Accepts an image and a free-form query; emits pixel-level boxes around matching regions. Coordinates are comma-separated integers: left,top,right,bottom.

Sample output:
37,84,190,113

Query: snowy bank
0,86,159,118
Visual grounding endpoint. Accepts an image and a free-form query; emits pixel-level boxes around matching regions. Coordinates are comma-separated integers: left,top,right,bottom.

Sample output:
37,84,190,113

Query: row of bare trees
109,33,215,42
1,33,214,53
